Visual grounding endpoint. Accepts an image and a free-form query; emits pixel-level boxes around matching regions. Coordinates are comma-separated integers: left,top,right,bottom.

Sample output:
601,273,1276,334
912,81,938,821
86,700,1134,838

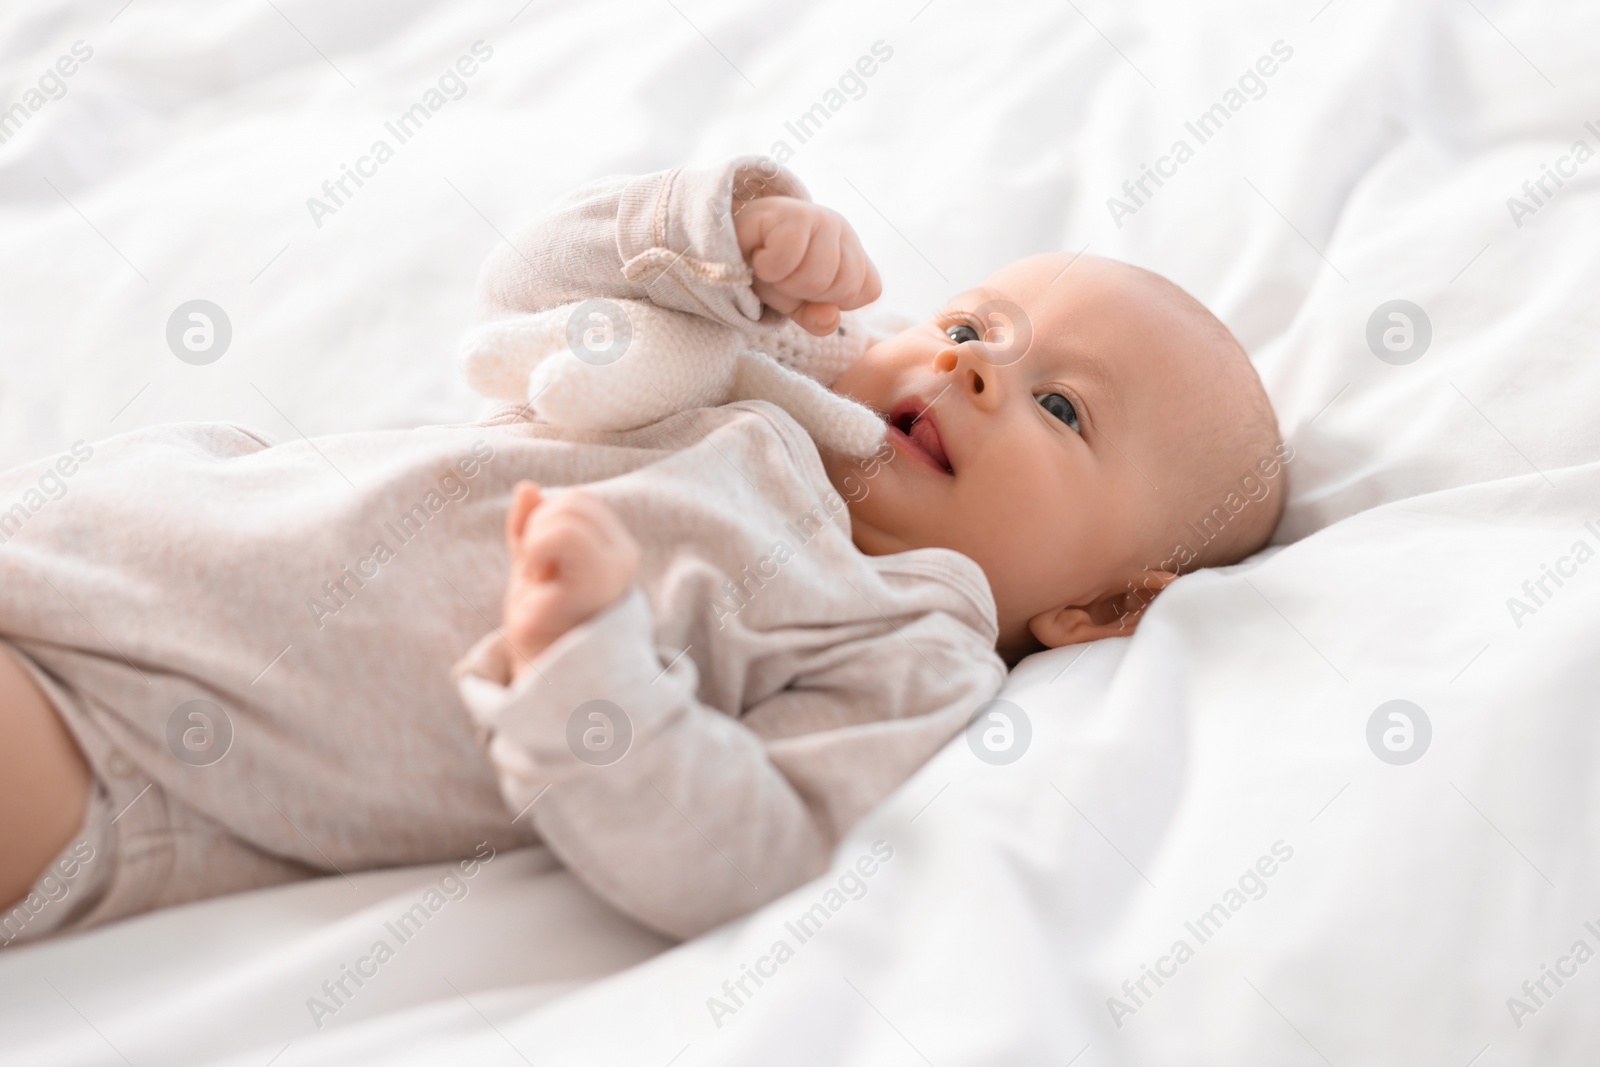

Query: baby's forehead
967,253,1167,315
946,259,1181,376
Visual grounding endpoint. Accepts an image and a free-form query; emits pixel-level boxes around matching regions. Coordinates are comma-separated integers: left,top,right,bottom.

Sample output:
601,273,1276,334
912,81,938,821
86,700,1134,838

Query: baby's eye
1038,392,1080,432
946,323,981,345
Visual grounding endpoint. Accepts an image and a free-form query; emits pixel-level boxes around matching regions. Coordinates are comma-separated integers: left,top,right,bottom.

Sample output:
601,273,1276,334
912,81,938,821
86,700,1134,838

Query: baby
0,157,1285,947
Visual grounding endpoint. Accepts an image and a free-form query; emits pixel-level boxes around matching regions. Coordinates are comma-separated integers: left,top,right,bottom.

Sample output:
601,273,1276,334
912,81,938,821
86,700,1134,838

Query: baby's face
824,253,1245,660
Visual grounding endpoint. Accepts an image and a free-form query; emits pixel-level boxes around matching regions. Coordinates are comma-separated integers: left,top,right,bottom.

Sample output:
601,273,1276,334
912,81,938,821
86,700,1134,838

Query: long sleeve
452,586,1004,940
475,156,808,333
472,155,878,387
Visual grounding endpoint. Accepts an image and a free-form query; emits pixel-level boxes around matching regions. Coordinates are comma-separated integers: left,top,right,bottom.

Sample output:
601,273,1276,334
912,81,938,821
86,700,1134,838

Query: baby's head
822,253,1287,663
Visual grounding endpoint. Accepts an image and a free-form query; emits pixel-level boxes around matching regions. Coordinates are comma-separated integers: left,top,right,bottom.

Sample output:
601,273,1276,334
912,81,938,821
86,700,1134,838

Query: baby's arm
475,158,878,339
454,491,1003,939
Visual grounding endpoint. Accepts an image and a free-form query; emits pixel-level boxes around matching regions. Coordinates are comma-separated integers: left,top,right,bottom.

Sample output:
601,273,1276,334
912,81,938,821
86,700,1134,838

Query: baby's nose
934,348,989,396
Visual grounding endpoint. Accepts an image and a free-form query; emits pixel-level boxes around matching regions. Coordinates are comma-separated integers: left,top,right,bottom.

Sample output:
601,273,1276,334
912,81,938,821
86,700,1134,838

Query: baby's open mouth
886,398,953,475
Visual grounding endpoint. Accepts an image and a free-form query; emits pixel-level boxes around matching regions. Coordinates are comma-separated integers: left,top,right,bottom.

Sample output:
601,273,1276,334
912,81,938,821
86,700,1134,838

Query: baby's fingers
556,491,641,560
804,232,878,310
516,513,587,584
504,481,543,553
748,218,812,286
836,239,881,310
784,221,844,300
752,279,802,317
791,301,842,336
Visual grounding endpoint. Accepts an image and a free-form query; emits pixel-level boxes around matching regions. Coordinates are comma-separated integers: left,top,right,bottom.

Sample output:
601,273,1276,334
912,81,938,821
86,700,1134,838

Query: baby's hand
500,481,640,681
733,196,882,337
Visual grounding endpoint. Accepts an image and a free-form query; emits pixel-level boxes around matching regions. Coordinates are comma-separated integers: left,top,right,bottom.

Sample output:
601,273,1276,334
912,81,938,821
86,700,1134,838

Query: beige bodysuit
0,157,1006,944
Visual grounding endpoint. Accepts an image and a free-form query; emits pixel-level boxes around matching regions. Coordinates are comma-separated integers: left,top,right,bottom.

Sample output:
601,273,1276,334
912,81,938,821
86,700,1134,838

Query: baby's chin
817,447,899,554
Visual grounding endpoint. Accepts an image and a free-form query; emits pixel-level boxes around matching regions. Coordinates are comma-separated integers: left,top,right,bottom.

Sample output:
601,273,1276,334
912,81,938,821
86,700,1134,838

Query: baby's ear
1027,570,1180,648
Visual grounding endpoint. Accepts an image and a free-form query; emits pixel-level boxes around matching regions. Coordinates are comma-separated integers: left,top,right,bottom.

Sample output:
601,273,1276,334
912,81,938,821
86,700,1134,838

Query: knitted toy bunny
457,298,889,459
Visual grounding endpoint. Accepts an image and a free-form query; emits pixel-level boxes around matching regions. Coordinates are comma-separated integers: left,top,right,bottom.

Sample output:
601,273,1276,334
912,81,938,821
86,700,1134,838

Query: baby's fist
733,195,882,336
501,482,640,681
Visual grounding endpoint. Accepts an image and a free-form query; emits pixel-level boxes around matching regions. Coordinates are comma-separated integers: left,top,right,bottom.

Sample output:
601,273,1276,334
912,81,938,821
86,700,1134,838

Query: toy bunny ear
457,309,572,401
731,351,888,459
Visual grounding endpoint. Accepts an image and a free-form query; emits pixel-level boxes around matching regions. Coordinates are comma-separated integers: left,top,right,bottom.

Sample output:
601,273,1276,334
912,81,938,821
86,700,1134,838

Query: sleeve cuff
451,587,695,778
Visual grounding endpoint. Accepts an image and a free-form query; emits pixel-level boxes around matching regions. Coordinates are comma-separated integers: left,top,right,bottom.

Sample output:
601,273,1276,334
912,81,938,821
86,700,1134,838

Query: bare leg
0,644,90,911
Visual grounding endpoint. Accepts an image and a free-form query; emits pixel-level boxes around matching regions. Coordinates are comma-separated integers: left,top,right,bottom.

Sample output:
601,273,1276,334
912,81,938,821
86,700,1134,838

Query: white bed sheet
2,0,1598,1063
